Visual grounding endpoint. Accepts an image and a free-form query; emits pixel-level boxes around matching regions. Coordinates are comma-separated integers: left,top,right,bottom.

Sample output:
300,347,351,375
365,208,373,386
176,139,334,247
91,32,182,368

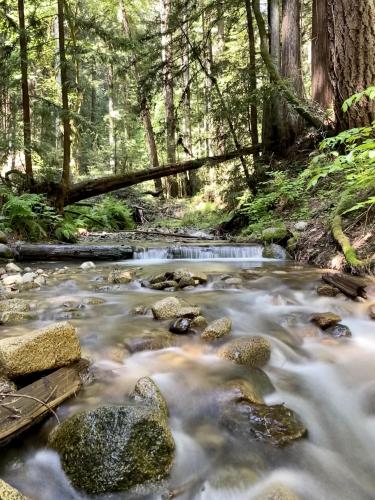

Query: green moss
262,225,288,243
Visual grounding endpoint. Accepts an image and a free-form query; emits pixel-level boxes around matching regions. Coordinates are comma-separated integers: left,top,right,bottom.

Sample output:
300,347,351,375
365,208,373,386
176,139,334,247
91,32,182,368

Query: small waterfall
133,245,267,260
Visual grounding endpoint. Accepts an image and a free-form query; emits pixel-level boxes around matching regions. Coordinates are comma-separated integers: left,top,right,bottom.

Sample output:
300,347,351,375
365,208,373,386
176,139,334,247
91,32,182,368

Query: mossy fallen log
322,273,367,299
15,244,134,261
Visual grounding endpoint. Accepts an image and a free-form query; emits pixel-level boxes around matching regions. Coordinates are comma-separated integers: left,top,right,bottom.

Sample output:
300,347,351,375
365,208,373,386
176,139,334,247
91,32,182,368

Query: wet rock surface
143,268,207,291
310,312,342,329
48,404,175,494
325,323,352,338
169,317,192,334
218,336,271,368
317,284,340,297
201,317,232,340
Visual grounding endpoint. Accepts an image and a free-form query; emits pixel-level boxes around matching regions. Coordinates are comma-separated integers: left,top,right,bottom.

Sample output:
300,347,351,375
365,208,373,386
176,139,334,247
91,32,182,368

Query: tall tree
57,0,71,202
327,0,375,130
244,0,259,156
311,0,333,111
17,0,33,181
120,0,163,193
160,0,178,197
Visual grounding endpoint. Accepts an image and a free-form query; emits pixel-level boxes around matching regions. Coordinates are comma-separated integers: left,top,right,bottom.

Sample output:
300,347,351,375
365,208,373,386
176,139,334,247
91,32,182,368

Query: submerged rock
218,379,264,405
218,336,271,368
0,322,81,378
325,323,352,338
48,405,175,494
130,376,169,419
221,401,307,447
191,315,208,328
262,244,288,260
310,312,342,329
317,284,340,297
0,479,28,500
255,483,300,499
177,276,196,288
1,311,35,323
124,334,174,353
201,317,232,341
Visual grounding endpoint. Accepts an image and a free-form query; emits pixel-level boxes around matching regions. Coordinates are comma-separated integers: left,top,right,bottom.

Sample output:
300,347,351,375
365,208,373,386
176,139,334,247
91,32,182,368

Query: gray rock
48,405,175,494
169,317,191,334
326,323,352,338
0,244,14,260
6,263,22,273
20,272,37,284
80,261,96,270
294,221,308,232
218,336,271,368
3,274,22,286
201,317,232,341
262,244,288,259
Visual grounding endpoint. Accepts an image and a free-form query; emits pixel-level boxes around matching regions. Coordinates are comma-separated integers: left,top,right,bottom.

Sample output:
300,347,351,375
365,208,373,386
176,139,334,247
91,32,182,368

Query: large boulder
0,322,81,378
108,269,134,284
0,244,14,260
48,405,175,494
262,244,288,260
201,317,232,341
262,226,288,243
0,479,28,500
218,336,271,368
151,297,182,320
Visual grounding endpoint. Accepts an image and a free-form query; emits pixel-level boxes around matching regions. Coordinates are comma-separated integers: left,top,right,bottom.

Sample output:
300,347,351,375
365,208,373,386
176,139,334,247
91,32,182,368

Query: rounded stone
218,336,271,368
48,405,175,494
201,317,232,341
310,312,342,329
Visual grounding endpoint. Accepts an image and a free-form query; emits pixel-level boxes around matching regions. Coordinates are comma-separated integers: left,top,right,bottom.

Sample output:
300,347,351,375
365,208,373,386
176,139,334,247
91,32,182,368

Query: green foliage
0,189,61,240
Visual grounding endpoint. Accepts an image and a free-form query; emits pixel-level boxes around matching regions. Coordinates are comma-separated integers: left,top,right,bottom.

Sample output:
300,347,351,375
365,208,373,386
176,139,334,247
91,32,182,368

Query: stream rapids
0,243,375,499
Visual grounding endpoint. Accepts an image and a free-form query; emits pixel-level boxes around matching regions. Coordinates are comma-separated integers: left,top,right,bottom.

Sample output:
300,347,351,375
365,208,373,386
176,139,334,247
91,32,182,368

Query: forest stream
0,243,374,499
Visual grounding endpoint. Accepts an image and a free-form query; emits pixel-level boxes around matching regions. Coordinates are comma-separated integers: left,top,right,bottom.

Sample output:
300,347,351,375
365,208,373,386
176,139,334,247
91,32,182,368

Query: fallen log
15,244,134,261
0,359,88,447
322,273,368,299
121,230,214,240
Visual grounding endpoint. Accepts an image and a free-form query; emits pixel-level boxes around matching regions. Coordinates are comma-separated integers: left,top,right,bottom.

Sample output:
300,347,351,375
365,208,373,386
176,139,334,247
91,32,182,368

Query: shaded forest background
0,0,374,269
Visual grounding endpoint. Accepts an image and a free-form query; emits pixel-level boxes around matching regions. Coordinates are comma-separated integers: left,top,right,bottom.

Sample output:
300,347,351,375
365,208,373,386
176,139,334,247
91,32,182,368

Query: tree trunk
120,0,163,193
63,146,260,205
57,0,71,204
327,0,375,130
160,0,179,197
280,0,305,145
17,0,33,182
244,0,259,156
108,64,117,173
312,0,333,111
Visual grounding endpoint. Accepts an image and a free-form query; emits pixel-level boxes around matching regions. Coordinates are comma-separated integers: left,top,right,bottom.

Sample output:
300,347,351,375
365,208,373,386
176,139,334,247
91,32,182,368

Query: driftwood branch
0,391,60,424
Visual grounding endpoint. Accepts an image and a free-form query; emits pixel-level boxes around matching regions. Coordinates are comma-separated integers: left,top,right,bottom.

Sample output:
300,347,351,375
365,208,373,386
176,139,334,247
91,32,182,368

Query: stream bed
0,244,375,499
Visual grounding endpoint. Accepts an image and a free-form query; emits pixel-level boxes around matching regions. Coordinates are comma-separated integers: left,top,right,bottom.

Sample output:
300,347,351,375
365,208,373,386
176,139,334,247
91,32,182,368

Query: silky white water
0,249,374,500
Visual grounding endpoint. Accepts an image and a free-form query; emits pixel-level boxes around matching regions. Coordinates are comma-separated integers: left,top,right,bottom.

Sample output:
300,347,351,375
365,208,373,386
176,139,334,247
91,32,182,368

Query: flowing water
1,243,375,500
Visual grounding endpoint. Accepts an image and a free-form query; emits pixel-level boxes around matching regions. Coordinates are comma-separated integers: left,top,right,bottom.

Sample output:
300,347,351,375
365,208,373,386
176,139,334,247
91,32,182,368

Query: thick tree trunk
160,0,178,197
120,0,163,193
63,146,260,205
280,0,305,145
17,0,33,181
312,0,333,111
57,0,71,203
107,64,117,173
16,244,133,261
244,0,259,156
327,0,375,130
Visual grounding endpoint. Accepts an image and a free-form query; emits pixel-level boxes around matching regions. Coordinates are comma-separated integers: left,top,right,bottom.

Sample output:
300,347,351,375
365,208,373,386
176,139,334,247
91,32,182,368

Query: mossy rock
262,226,288,243
130,376,169,419
218,336,271,368
262,244,288,259
48,405,175,494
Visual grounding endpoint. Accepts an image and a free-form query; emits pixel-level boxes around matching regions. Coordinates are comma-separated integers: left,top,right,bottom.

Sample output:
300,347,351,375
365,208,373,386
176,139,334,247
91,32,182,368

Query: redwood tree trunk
160,0,179,197
327,0,375,130
57,0,71,199
312,0,333,111
280,0,305,145
244,0,259,156
120,0,163,193
18,0,33,181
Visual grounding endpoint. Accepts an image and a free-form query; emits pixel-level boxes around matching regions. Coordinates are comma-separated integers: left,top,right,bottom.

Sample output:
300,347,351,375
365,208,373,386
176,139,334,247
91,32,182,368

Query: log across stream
0,247,374,499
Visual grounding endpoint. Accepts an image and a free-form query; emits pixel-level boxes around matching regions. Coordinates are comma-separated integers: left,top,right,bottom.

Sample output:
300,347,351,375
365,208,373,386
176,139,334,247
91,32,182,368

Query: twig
0,392,60,424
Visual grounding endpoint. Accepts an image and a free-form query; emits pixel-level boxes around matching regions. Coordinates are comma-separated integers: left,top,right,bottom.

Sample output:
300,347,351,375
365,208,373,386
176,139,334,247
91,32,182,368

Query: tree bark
252,0,323,130
160,0,178,197
312,0,333,111
244,0,259,156
57,0,71,203
120,0,163,193
63,146,260,205
327,0,375,130
17,0,33,181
